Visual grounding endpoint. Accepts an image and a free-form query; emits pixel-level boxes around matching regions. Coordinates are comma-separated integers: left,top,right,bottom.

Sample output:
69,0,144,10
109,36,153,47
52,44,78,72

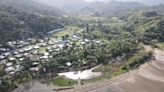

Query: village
0,28,102,81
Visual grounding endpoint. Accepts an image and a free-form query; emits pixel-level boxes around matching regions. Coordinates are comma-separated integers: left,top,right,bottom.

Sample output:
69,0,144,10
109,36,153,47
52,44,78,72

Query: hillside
0,0,61,16
0,4,63,43
80,1,145,16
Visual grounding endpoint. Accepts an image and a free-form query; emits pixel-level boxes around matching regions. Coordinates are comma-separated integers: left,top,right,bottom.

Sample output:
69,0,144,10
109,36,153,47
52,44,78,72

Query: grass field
53,26,81,38
52,76,77,86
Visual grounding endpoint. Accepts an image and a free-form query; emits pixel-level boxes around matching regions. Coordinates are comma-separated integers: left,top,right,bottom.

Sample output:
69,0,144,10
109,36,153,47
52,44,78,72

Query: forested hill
0,4,63,43
80,1,145,15
0,0,61,16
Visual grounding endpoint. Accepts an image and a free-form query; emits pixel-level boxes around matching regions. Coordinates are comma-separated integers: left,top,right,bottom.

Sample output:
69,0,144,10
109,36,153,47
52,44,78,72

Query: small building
34,45,40,49
6,62,13,67
9,57,16,61
19,58,25,62
15,65,24,72
3,52,10,56
66,62,72,67
13,51,19,55
0,55,5,60
19,49,24,53
0,59,7,64
15,54,23,58
30,67,40,72
5,66,15,72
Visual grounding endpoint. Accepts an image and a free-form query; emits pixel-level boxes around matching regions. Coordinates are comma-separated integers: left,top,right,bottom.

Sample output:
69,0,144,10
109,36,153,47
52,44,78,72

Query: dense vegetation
0,5,63,43
0,0,164,91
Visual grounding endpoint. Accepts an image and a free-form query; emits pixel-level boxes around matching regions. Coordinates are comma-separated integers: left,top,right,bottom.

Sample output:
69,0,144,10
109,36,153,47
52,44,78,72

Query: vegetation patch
153,42,164,50
86,50,152,83
52,76,77,86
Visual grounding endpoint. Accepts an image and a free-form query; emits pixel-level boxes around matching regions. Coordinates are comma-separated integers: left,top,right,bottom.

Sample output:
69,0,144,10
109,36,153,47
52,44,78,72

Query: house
43,52,49,56
0,55,5,60
0,59,7,64
66,62,72,67
32,62,39,66
58,40,69,45
3,52,10,56
30,67,40,72
15,65,24,72
57,44,64,48
80,41,86,45
72,35,81,40
19,49,24,53
48,41,54,45
13,51,19,55
24,46,33,51
34,45,40,49
84,39,90,43
32,50,38,54
6,62,13,67
38,39,44,43
9,57,16,61
15,54,23,58
0,48,7,52
24,53,29,56
40,43,47,47
19,58,25,62
47,47,52,51
9,71,16,75
42,55,49,59
5,66,15,72
93,40,101,44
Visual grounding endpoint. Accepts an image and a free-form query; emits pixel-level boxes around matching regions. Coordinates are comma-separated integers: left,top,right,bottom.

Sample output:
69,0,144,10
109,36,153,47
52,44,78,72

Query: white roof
9,57,16,61
32,62,39,66
4,52,10,56
44,52,49,56
6,62,13,67
15,65,24,72
19,49,24,53
58,44,64,48
43,55,48,59
30,67,39,72
9,71,16,75
13,51,19,55
34,45,40,49
5,66,15,72
66,62,72,66
15,54,23,58
0,59,7,64
24,53,29,56
19,58,25,61
0,55,5,59
84,39,90,42
80,41,86,45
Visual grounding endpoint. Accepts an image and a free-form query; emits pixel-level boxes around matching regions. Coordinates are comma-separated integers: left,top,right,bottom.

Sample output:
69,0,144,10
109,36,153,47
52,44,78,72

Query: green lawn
52,76,77,86
53,26,81,38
